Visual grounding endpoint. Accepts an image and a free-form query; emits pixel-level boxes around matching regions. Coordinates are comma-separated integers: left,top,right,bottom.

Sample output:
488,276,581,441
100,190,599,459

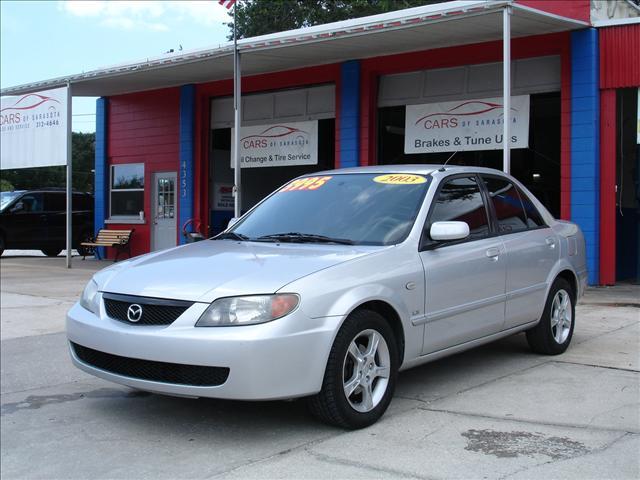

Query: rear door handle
485,247,500,260
545,237,556,249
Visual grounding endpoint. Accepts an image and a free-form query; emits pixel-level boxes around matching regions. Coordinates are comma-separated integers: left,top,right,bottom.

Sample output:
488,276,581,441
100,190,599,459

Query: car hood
96,239,384,303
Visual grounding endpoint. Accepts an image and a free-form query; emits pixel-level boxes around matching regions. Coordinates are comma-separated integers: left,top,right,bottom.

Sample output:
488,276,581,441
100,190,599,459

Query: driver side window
15,193,43,213
425,176,490,246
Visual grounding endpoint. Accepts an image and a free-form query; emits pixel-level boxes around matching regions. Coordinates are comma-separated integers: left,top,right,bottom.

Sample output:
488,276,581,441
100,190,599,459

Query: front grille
103,292,193,326
71,342,230,387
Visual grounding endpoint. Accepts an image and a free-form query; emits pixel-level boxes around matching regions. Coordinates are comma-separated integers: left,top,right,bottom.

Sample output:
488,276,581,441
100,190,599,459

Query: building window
110,164,144,218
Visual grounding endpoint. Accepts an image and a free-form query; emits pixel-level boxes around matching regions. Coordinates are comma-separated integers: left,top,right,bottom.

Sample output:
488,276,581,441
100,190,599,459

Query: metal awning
0,0,587,97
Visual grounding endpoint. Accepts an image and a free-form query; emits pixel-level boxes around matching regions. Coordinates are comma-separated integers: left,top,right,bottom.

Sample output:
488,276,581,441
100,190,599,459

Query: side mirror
227,217,238,228
10,201,24,213
430,221,470,241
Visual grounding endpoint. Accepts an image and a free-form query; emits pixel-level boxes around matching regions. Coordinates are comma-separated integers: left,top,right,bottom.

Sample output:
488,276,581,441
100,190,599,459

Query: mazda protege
67,165,587,429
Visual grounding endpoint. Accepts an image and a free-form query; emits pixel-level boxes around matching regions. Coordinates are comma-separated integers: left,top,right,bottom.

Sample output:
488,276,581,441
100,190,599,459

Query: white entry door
152,172,177,251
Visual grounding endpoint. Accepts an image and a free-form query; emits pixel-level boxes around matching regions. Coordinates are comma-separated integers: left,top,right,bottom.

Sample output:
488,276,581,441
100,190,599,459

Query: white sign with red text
404,95,530,154
231,120,318,168
1,87,68,169
213,183,234,211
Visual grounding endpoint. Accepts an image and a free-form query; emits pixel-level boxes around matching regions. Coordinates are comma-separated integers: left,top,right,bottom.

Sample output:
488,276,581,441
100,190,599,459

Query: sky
1,1,232,132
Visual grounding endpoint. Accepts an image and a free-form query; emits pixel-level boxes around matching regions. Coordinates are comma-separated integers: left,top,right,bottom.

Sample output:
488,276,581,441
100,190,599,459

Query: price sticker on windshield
280,176,332,192
374,174,427,185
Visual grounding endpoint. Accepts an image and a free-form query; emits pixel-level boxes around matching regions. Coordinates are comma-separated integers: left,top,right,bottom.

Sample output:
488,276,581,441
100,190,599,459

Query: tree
0,179,14,192
227,0,448,40
0,132,95,193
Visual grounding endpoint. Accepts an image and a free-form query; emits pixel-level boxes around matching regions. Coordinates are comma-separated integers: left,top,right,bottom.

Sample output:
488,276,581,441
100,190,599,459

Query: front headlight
196,294,299,327
79,279,100,314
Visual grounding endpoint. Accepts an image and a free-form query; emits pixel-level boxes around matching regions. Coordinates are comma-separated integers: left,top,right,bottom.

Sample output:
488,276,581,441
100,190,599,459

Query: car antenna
438,151,458,172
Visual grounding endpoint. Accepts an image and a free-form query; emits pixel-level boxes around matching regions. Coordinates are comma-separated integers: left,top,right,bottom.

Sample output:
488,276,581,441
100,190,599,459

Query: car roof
313,164,509,177
8,189,93,195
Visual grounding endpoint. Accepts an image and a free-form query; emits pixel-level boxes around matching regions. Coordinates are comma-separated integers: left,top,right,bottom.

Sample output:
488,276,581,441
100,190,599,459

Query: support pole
232,4,242,218
66,81,73,268
502,5,511,174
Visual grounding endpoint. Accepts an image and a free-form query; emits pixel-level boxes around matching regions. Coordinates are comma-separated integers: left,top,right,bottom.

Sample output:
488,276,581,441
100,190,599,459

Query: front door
419,175,507,354
152,172,177,251
7,192,47,249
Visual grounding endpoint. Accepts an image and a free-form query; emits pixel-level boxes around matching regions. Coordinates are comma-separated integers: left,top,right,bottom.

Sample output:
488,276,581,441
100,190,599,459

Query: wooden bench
81,229,134,261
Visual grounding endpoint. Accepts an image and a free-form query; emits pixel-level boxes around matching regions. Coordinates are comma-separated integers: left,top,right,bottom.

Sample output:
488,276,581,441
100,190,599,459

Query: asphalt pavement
1,254,638,479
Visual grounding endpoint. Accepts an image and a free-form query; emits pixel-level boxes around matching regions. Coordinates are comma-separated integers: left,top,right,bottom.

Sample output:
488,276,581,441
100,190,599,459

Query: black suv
0,189,94,257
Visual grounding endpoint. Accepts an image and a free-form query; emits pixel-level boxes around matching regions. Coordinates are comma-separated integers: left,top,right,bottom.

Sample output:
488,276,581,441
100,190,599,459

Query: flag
219,0,236,9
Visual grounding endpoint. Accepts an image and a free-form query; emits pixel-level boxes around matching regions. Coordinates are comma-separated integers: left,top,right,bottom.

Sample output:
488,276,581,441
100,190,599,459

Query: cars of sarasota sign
404,95,530,154
231,120,318,168
1,87,68,169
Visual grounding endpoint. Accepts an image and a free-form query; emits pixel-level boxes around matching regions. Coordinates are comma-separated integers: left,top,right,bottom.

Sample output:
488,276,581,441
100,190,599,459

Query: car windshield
228,173,431,246
0,191,22,211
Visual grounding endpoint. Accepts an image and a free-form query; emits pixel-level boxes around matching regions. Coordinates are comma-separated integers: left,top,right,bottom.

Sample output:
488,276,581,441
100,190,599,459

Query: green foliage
227,0,446,40
0,132,95,193
0,178,14,192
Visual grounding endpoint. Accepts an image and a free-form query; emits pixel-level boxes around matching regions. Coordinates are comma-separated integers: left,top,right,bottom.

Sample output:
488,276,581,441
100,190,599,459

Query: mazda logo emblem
127,304,143,322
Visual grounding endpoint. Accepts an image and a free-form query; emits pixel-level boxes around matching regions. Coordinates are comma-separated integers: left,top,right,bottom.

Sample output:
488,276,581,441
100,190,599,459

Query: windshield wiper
255,232,354,245
213,231,250,241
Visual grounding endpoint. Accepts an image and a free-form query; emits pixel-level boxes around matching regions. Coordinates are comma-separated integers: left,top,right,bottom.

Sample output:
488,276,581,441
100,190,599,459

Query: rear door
45,192,66,248
419,175,506,354
72,193,94,241
480,175,558,329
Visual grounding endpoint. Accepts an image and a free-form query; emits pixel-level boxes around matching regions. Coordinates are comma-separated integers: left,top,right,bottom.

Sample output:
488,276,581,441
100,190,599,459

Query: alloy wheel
342,329,391,413
551,289,572,344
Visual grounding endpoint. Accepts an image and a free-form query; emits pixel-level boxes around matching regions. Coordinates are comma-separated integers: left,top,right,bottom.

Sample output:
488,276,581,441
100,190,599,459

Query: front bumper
66,296,341,400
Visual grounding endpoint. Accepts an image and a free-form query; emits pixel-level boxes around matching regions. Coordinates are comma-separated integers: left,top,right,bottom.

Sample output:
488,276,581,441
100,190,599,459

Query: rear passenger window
429,176,490,240
482,176,528,234
517,188,547,228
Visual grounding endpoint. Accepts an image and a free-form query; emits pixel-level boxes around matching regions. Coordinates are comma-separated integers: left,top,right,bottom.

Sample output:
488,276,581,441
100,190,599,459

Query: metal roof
1,0,588,98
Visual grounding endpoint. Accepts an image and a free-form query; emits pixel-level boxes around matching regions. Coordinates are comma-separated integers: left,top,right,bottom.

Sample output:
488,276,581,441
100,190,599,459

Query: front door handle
485,247,500,260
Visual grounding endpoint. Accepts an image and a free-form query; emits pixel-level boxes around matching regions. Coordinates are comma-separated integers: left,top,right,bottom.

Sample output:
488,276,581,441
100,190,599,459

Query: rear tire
76,230,94,257
526,277,575,355
308,309,398,429
41,249,62,257
0,235,4,256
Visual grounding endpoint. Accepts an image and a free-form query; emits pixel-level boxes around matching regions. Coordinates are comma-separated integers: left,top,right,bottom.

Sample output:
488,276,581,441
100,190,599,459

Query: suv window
17,193,44,213
517,187,546,228
481,176,528,234
428,176,490,242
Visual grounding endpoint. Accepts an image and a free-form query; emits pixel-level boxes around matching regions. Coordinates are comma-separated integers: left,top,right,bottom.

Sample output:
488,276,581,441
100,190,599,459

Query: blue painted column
179,84,196,244
570,29,600,285
339,61,360,168
94,97,108,258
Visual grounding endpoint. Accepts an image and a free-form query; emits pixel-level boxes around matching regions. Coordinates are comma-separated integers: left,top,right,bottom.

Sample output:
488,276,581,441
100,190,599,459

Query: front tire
41,248,62,257
308,309,398,429
526,277,575,355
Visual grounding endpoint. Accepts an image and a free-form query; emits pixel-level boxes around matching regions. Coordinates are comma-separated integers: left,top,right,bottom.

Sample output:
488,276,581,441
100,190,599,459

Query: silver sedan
67,165,587,429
